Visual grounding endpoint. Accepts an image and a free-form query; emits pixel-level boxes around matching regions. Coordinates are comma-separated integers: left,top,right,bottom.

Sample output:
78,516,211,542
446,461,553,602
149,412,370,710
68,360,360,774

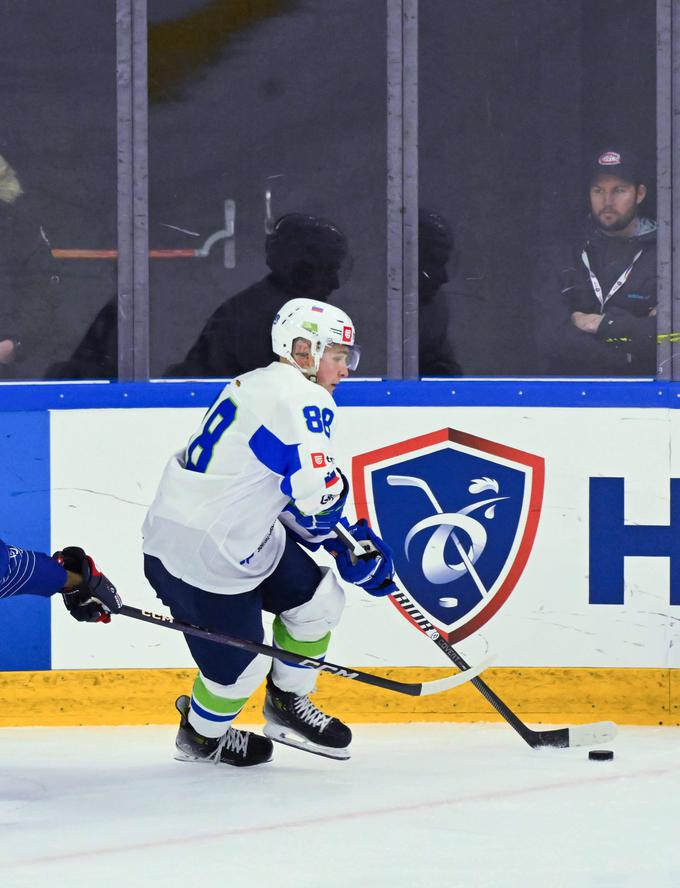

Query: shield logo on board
352,428,544,642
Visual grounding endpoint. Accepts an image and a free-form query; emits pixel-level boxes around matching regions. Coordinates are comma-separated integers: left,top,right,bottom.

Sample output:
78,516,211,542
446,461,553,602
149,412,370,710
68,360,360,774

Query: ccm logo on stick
299,659,359,678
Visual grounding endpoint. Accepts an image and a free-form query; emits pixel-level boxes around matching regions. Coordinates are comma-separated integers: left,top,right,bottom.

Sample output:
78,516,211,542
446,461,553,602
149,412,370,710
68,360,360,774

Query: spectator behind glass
535,147,656,376
165,213,348,378
0,154,25,378
418,209,462,376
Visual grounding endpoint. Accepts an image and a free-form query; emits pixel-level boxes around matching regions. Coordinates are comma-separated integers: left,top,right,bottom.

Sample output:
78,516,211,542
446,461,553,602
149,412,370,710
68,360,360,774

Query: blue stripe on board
0,379,678,410
0,412,51,670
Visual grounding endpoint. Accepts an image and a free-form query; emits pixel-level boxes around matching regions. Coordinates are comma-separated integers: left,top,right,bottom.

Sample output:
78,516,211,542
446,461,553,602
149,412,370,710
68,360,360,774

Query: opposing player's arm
0,540,68,600
0,539,120,626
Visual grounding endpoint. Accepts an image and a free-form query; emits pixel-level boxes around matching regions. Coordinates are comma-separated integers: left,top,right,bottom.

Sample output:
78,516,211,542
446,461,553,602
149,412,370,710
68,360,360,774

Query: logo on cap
342,326,353,343
598,151,622,167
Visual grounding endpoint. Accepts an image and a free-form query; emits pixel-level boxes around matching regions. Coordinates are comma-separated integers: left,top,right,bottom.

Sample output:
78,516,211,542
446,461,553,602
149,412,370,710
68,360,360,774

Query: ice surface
0,722,678,888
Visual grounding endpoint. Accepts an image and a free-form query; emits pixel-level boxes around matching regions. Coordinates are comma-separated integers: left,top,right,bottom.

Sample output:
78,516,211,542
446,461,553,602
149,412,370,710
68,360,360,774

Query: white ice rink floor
0,722,678,888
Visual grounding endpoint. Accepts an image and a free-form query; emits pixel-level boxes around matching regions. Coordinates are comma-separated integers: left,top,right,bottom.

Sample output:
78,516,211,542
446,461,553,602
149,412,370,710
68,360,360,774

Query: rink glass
0,1,117,381
147,1,389,379
419,0,657,378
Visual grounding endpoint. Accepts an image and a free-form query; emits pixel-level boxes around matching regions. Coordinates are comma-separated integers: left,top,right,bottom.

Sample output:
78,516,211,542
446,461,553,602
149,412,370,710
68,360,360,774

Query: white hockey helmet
272,298,360,374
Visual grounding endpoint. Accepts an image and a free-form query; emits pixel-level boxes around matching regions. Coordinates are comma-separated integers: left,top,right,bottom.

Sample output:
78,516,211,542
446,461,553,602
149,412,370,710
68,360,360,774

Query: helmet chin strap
285,355,318,384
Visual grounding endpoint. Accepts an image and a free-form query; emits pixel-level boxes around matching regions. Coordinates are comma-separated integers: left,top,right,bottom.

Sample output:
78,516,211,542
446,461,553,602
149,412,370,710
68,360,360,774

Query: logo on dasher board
352,428,544,642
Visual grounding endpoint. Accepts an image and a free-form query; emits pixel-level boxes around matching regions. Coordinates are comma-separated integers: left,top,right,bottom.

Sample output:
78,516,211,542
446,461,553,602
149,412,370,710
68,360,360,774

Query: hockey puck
588,749,614,761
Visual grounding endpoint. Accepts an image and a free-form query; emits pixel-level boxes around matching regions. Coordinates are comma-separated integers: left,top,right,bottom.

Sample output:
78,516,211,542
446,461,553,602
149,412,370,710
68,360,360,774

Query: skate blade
174,749,214,764
173,748,273,767
263,724,350,761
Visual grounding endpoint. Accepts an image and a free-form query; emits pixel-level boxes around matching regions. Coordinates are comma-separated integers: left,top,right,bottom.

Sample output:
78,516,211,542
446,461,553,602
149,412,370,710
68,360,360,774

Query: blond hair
0,154,23,204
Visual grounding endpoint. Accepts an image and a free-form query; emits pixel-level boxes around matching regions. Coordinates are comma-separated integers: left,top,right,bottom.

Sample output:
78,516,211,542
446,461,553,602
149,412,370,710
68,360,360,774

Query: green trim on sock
272,616,330,658
192,674,248,716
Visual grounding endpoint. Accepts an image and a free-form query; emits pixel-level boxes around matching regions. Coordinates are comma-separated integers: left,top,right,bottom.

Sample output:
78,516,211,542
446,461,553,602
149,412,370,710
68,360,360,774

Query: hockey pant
143,535,345,738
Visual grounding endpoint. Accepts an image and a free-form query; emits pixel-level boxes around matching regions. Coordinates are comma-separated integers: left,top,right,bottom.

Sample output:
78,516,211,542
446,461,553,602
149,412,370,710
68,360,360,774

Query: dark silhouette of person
418,209,462,376
0,152,54,379
44,297,117,380
165,213,348,378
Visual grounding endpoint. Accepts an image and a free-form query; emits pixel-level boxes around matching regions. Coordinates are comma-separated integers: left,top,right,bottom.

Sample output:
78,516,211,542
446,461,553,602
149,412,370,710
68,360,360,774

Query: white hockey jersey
142,362,344,594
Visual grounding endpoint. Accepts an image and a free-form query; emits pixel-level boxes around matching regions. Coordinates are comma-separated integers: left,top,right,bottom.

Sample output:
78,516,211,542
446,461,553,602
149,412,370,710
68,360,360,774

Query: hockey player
142,298,395,767
0,539,121,622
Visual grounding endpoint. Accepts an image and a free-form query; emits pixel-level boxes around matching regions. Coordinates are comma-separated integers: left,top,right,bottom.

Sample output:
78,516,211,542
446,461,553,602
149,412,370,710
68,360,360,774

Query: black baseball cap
588,147,643,186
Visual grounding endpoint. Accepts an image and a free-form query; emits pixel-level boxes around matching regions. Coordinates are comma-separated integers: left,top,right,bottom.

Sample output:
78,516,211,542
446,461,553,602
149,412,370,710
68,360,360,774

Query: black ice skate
262,676,352,760
174,695,273,767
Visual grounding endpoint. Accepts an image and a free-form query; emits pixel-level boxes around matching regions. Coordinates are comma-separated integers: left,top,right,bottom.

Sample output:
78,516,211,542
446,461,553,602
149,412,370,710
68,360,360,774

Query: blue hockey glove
332,519,397,596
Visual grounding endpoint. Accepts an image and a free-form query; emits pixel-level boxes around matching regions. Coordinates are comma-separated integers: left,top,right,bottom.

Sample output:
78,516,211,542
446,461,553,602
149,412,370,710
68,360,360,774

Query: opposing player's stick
334,523,617,749
118,605,490,698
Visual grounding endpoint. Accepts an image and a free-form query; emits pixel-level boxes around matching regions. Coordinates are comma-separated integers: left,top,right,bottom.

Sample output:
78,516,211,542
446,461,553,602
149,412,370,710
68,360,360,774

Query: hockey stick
334,523,617,749
118,605,490,698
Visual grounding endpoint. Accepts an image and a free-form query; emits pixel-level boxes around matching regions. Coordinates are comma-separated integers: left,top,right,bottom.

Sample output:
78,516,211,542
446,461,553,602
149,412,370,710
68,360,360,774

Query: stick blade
417,655,494,697
567,720,618,748
526,720,618,749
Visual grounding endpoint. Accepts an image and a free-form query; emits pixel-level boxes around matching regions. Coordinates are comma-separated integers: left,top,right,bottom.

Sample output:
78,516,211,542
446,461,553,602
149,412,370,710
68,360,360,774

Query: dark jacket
166,275,307,378
0,198,56,379
419,290,462,376
44,297,117,380
535,218,657,376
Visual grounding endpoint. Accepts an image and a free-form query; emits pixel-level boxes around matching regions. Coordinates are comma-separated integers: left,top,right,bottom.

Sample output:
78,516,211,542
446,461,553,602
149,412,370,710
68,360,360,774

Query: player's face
590,174,646,234
316,344,351,393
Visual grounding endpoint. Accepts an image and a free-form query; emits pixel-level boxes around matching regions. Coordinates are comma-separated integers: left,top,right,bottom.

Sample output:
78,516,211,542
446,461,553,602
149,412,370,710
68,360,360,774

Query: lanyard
581,248,643,311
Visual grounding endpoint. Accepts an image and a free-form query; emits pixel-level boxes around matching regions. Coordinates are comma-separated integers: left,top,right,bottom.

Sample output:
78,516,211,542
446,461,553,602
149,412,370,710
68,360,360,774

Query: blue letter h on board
589,477,680,605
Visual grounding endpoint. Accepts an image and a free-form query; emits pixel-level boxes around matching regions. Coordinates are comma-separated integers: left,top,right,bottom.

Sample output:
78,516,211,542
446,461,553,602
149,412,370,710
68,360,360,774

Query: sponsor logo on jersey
352,428,544,643
598,151,622,166
342,325,353,343
311,452,326,468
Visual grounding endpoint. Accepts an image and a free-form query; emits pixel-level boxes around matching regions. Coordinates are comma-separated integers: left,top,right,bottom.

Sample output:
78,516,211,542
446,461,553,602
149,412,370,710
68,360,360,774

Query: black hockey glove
54,546,122,623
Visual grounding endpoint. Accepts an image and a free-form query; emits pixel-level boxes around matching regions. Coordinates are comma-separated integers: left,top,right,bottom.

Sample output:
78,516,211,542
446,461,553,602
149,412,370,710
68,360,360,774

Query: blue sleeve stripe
248,425,302,498
0,549,35,598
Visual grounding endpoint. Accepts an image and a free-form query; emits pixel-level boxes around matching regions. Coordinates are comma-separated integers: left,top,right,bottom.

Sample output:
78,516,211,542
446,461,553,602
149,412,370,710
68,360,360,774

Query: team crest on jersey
352,428,544,642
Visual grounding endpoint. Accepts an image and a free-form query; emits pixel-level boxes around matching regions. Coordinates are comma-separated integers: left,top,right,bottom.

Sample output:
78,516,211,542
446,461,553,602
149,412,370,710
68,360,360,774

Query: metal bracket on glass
264,173,286,234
